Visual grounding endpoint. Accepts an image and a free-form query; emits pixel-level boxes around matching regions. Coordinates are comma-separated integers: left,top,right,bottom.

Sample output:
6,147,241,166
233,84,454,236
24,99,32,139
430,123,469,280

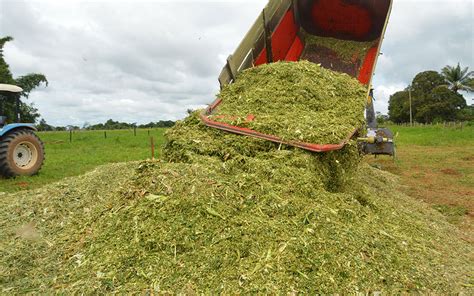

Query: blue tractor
0,84,44,177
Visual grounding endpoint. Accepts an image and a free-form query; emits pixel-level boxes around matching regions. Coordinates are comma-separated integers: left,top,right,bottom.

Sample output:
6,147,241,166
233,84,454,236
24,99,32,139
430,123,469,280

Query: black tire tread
0,129,45,178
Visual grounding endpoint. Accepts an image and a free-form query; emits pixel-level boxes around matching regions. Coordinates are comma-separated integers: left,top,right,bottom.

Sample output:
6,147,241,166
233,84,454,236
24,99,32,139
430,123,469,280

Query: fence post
134,126,137,136
104,131,107,139
150,136,155,160
69,130,72,143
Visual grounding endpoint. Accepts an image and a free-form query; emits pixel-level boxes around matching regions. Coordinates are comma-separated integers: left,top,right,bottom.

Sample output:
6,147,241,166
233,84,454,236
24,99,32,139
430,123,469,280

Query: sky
0,0,473,126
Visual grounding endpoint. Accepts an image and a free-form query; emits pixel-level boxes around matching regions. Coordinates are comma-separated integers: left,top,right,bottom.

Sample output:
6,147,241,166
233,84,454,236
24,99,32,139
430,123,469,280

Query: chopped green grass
1,63,472,294
302,34,376,62
213,61,367,144
1,159,472,293
433,204,469,225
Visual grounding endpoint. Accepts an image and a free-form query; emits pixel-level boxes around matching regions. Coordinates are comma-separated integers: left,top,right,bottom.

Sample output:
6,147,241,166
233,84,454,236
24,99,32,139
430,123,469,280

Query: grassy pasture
390,124,474,146
0,129,167,193
366,124,474,241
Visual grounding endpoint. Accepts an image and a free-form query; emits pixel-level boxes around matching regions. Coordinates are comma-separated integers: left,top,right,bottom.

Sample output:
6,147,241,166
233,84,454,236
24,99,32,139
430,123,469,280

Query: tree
388,70,468,123
388,90,410,123
85,119,175,130
415,86,466,123
0,36,15,84
441,63,473,93
66,125,80,131
19,102,41,123
410,71,446,123
467,78,474,90
411,71,445,95
375,111,389,125
0,36,47,123
15,74,48,98
37,118,54,131
456,105,474,122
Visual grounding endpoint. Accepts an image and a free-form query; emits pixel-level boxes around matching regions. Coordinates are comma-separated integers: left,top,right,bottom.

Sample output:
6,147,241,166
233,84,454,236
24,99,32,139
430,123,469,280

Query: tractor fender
0,123,37,138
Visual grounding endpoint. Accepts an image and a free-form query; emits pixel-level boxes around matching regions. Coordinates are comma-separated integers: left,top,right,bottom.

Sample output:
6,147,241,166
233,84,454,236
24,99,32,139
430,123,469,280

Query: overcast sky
0,0,473,126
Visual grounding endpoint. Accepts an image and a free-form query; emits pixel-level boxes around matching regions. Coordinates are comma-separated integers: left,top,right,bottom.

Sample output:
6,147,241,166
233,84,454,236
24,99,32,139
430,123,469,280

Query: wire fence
390,121,471,129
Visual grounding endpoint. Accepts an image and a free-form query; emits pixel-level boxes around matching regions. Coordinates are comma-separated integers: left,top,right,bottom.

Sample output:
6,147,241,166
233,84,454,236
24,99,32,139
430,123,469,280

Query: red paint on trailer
271,10,299,61
311,0,372,39
285,37,304,62
255,48,267,66
358,45,379,85
255,10,301,65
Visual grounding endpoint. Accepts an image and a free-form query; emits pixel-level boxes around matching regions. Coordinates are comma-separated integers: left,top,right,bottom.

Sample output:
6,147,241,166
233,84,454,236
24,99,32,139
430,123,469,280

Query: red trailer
201,0,394,154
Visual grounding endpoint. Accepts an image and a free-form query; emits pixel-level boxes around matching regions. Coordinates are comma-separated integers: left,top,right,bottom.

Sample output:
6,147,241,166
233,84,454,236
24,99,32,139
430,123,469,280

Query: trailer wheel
0,129,45,177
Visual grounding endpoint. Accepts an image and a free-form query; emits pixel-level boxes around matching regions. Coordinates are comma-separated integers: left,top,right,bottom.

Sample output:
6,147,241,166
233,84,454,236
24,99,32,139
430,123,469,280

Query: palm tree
441,63,473,93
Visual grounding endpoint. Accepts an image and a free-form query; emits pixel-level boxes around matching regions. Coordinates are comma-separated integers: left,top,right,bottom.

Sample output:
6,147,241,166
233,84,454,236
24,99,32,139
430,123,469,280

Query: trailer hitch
357,136,393,144
358,128,395,157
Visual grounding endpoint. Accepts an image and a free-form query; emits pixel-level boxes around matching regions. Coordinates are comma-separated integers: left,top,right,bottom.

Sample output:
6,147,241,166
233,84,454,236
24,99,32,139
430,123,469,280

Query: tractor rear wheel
0,129,45,177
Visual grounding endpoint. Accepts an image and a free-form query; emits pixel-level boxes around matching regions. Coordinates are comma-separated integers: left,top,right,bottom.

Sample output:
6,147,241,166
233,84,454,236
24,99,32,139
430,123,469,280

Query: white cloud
372,0,473,113
373,83,406,114
1,0,268,125
0,0,472,125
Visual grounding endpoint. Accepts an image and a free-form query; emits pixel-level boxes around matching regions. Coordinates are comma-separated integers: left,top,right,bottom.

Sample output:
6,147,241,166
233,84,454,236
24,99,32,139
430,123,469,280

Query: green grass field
388,124,474,146
0,129,167,192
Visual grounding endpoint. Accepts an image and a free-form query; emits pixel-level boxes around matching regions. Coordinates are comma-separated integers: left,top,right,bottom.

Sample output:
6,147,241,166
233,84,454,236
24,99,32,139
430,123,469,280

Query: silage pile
302,35,376,63
212,61,367,144
299,33,376,77
1,62,473,294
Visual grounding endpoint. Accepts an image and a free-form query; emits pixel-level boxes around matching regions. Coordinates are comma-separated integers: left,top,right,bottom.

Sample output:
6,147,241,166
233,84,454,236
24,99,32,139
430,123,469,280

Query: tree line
37,118,175,131
388,64,473,124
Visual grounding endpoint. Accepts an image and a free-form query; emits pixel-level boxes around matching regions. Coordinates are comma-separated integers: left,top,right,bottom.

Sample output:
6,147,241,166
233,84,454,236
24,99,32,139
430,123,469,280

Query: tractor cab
0,84,45,177
0,83,23,127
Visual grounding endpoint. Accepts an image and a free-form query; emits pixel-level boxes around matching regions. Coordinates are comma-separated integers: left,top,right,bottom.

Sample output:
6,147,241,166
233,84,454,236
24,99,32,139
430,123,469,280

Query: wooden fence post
150,136,155,160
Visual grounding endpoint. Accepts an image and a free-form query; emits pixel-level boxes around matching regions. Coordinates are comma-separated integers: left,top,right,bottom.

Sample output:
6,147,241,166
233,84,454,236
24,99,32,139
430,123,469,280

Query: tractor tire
0,129,45,177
